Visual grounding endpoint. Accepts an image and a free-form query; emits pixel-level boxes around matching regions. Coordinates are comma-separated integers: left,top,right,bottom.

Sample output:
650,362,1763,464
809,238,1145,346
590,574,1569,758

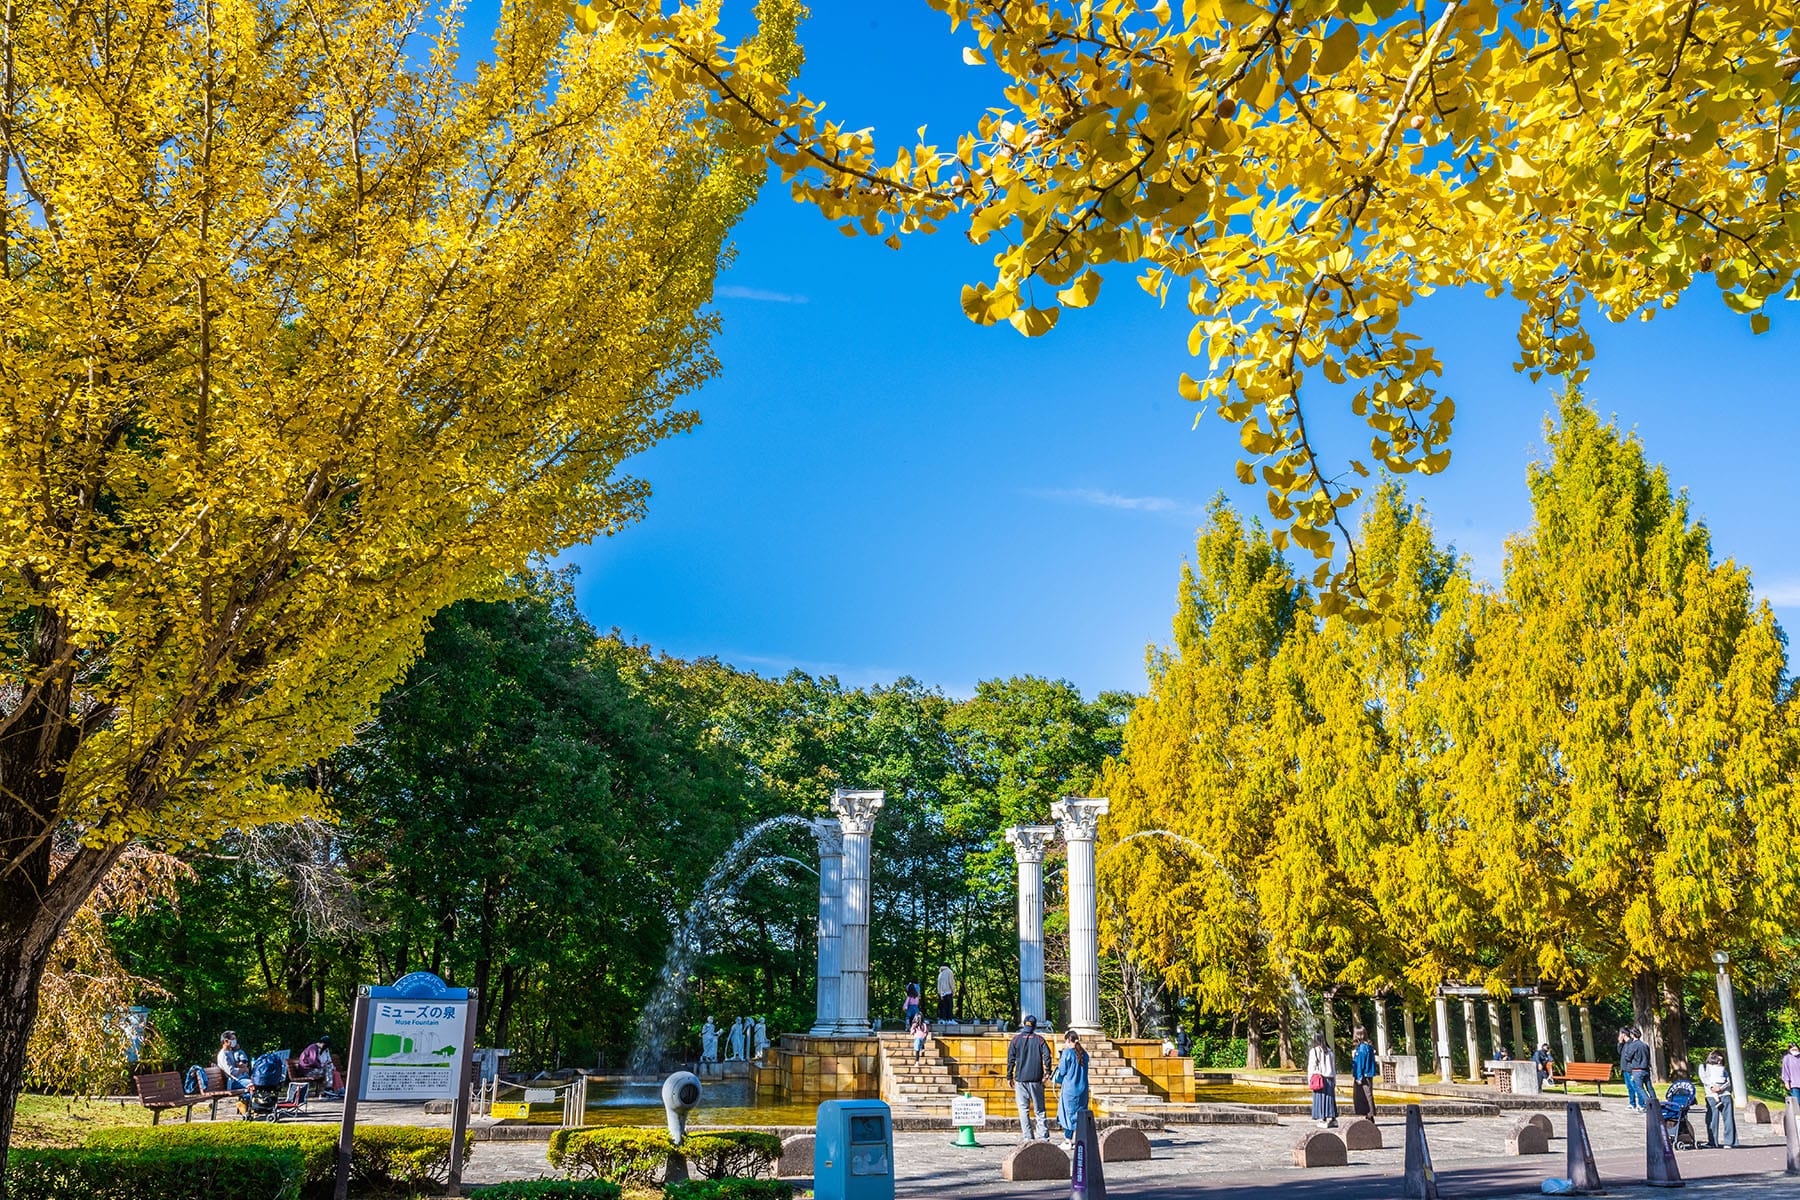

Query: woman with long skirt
1307,1031,1339,1128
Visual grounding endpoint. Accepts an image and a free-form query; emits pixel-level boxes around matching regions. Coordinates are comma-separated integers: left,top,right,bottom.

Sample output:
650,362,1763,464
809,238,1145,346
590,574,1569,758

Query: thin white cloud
1754,579,1800,607
1030,487,1207,519
716,284,809,304
726,651,905,685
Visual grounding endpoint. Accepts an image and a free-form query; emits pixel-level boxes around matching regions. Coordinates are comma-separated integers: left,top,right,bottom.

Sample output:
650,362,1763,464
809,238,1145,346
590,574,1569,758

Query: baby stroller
241,1051,290,1121
1659,1078,1698,1151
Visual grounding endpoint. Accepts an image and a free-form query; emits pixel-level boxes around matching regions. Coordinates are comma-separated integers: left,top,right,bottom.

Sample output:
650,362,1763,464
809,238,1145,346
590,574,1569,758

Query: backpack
183,1065,207,1095
251,1051,287,1088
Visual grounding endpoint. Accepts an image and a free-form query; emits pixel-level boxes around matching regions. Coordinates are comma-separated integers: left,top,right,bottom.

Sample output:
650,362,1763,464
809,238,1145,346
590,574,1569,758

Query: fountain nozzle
662,1071,702,1146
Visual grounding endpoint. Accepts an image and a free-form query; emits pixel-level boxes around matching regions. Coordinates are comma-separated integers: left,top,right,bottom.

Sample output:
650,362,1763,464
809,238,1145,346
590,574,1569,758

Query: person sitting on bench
291,1036,337,1094
216,1031,252,1092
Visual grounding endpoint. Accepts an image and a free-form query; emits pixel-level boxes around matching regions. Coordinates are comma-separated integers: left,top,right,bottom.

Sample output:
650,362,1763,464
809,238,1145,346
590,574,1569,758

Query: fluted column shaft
1005,825,1057,1026
1053,797,1110,1036
831,789,884,1034
809,819,844,1035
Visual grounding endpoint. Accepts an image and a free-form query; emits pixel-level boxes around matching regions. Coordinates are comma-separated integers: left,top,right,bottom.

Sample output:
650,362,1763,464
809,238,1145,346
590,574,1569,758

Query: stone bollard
1402,1104,1439,1200
1645,1091,1683,1188
778,1133,814,1179
1565,1102,1604,1195
1342,1117,1382,1151
1751,1100,1770,1125
1293,1129,1348,1167
1506,1118,1551,1155
1098,1125,1152,1162
1524,1112,1553,1138
1785,1098,1800,1176
1001,1140,1070,1181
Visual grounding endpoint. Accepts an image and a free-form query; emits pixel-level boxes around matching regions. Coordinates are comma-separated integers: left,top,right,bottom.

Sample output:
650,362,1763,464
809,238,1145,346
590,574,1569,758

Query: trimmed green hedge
470,1182,624,1199
6,1144,306,1200
85,1123,468,1196
546,1129,781,1185
665,1181,795,1200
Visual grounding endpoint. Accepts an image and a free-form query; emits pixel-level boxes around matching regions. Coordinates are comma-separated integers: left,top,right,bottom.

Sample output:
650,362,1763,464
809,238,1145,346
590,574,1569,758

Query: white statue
728,1017,747,1061
753,1017,769,1058
700,1017,719,1063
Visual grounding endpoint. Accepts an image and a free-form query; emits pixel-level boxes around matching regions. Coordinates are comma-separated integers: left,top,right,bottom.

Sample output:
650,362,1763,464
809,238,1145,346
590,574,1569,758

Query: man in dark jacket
1619,1027,1654,1111
1006,1015,1052,1141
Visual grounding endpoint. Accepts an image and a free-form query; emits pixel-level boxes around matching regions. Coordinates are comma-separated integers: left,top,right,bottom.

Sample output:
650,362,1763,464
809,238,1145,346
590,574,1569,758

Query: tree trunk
1632,971,1666,1083
0,837,125,1189
1277,1001,1296,1070
0,933,53,1198
495,964,518,1050
1245,1010,1264,1070
1659,976,1689,1075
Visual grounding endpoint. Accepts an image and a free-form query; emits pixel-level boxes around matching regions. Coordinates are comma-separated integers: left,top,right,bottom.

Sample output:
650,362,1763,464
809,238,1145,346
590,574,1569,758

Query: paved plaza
437,1094,1795,1197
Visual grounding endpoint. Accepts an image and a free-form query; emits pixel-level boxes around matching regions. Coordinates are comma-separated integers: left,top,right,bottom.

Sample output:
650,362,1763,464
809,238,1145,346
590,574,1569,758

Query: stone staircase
876,1033,1165,1115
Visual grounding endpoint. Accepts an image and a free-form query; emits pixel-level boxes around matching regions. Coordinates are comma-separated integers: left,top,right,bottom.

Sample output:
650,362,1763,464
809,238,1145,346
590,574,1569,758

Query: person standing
1620,1027,1653,1110
1005,1015,1052,1142
1698,1050,1737,1149
1175,1027,1192,1058
1051,1030,1091,1146
937,964,956,1022
903,983,921,1026
1350,1028,1378,1117
1781,1042,1800,1105
1307,1031,1338,1128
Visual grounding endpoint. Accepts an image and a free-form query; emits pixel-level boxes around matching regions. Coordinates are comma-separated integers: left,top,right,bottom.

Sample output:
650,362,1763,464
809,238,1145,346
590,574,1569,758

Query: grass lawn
11,1093,157,1149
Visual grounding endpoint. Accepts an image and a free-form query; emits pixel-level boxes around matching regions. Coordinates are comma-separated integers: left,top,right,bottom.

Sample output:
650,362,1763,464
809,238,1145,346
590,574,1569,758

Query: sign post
334,973,477,1200
950,1093,986,1148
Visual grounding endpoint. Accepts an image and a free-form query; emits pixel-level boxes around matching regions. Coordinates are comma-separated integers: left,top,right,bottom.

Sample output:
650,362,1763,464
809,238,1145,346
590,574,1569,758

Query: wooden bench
134,1070,232,1124
1551,1061,1613,1094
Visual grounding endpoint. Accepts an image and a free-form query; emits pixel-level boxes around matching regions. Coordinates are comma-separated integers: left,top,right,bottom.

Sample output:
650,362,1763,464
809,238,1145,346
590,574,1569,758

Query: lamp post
1713,950,1749,1112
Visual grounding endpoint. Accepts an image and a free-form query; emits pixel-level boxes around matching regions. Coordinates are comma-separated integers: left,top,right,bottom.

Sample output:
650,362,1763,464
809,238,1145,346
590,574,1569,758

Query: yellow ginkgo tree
596,0,1799,603
0,0,787,1159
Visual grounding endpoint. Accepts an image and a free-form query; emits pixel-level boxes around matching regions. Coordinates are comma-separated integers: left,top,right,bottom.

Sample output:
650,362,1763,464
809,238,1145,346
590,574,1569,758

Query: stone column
1557,1001,1578,1067
1486,1001,1505,1059
1403,1004,1417,1056
1531,996,1551,1056
1432,994,1454,1080
1511,1004,1525,1056
1005,825,1057,1026
1374,997,1391,1058
831,788,884,1034
808,818,845,1036
1579,1004,1597,1064
1052,796,1111,1036
1462,998,1482,1075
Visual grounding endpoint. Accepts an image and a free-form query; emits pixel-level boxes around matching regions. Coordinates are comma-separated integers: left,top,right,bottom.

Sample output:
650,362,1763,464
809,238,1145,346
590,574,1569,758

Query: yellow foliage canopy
0,0,773,1135
596,0,1800,602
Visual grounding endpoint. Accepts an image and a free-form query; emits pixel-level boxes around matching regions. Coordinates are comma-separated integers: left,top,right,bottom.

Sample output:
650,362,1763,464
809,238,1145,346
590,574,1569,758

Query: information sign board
362,998,468,1100
950,1095,987,1128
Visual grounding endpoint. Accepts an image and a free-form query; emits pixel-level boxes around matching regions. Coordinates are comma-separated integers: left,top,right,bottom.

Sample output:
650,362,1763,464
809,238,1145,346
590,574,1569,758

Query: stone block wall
753,1034,880,1101
1113,1039,1197,1102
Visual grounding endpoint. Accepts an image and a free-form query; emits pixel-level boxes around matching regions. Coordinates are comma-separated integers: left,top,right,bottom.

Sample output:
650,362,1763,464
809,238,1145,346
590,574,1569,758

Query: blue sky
534,5,1800,698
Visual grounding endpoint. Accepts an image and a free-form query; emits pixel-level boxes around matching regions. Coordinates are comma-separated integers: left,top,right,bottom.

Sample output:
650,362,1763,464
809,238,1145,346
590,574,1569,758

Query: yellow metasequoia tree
596,0,1799,601
0,0,792,1157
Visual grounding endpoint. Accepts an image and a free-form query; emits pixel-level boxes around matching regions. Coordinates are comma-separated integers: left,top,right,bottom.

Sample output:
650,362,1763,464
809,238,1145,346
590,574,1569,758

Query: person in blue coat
1052,1030,1091,1145
1350,1028,1379,1117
